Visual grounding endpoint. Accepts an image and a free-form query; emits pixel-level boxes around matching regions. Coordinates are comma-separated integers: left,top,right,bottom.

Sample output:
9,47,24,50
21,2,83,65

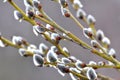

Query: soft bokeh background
0,0,120,80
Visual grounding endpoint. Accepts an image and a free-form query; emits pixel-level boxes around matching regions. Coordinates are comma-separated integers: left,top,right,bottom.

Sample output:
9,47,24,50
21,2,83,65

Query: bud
61,57,71,64
102,37,111,47
86,68,97,80
51,33,61,44
33,54,44,67
87,15,96,25
76,8,86,19
61,7,70,17
39,43,48,54
83,28,93,39
59,0,68,8
91,40,99,48
46,50,58,63
108,48,116,58
73,0,83,10
33,0,41,10
46,24,55,31
75,60,86,70
14,10,23,22
18,48,27,57
96,29,104,41
33,25,45,36
57,63,69,76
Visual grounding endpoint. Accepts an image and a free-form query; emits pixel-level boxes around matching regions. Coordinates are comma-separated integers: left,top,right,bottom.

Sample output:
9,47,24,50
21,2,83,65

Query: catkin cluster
0,0,120,80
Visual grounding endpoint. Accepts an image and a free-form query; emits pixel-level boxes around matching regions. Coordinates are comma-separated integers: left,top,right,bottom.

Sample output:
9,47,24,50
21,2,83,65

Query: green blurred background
0,0,120,80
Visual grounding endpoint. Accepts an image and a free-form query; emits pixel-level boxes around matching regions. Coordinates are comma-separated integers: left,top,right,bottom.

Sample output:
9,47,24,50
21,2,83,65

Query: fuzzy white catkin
69,73,77,80
46,50,58,63
102,37,111,46
24,0,32,7
83,28,93,39
14,10,23,22
12,36,23,45
57,63,69,76
76,8,86,19
33,0,41,10
33,26,39,36
51,33,61,42
73,0,83,9
108,48,116,56
69,68,81,80
75,60,83,70
3,0,8,3
61,57,71,64
89,61,97,65
33,25,45,36
44,31,51,37
96,29,104,41
32,49,44,57
39,43,48,53
63,47,70,55
86,68,97,80
0,40,6,47
46,24,54,31
27,44,37,53
59,0,67,8
87,15,96,25
70,67,81,73
91,40,99,48
61,7,67,16
19,48,26,57
33,54,44,67
98,61,105,66
28,44,36,49
25,5,34,14
51,46,58,53
69,56,77,62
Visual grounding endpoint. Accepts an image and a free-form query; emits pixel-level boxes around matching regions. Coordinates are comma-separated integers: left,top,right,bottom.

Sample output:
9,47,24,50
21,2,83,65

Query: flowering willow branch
0,34,115,80
1,0,120,80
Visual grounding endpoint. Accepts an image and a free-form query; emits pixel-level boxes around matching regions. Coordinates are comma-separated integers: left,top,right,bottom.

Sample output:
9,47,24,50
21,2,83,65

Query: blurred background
0,0,120,80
